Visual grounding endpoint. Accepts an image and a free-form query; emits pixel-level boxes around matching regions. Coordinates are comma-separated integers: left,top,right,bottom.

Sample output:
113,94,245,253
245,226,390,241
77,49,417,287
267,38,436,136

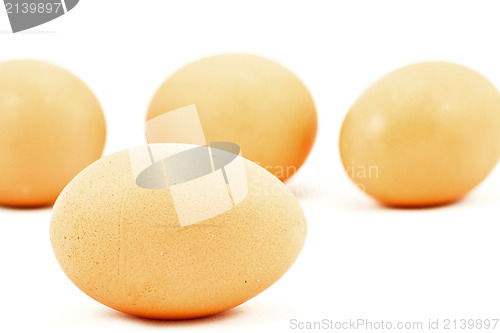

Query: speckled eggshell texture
50,143,307,320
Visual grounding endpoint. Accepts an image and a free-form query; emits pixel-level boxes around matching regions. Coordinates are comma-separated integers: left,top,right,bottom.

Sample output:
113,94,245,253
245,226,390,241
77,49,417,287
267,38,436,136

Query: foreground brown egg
340,62,500,207
0,60,106,207
146,54,317,182
50,144,307,319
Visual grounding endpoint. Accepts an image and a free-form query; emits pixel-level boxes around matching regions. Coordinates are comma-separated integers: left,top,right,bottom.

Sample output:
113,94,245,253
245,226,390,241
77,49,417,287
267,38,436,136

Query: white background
1,1,500,332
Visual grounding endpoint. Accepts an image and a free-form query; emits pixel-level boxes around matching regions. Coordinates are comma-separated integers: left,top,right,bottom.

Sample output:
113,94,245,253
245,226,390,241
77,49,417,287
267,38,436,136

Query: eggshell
146,54,317,182
0,60,106,207
339,62,500,207
50,143,307,319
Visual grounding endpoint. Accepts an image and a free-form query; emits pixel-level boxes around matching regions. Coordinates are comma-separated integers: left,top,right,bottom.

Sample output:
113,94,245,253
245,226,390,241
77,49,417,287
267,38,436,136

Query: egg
146,54,317,182
0,60,106,207
340,62,500,207
50,143,307,320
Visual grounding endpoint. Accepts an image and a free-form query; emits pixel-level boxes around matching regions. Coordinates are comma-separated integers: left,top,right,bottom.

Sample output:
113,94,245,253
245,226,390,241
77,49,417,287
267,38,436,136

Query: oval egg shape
50,143,307,319
0,59,106,207
339,62,500,207
146,54,318,182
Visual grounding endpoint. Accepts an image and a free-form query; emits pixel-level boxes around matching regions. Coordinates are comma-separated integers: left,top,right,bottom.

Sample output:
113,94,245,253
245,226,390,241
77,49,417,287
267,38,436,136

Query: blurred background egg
146,54,317,182
0,60,106,207
50,143,307,319
339,62,500,207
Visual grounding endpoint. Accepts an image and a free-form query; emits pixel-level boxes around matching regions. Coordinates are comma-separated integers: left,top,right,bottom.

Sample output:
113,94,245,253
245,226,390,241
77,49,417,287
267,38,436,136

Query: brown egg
0,60,106,207
146,54,317,182
340,62,500,207
50,143,307,319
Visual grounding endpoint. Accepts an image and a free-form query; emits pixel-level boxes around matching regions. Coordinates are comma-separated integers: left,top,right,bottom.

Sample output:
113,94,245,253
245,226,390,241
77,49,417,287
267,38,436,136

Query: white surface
1,1,500,332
